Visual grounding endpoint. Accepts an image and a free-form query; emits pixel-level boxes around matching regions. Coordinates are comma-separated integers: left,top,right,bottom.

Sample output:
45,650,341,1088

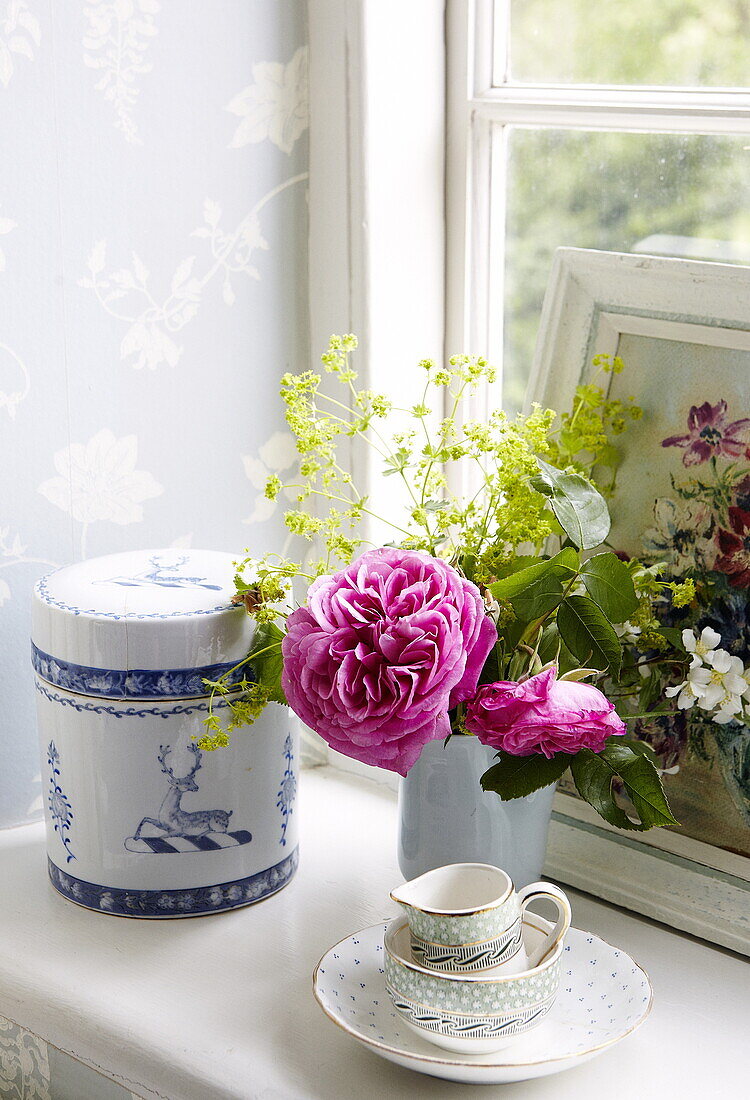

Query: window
447,0,750,411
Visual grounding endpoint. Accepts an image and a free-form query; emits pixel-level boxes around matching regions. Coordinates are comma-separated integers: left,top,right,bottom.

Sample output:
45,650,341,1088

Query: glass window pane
501,128,750,410
506,1,750,87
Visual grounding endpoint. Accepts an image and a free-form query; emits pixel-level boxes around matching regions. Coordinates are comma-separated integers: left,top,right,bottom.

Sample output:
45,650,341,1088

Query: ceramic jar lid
32,549,254,699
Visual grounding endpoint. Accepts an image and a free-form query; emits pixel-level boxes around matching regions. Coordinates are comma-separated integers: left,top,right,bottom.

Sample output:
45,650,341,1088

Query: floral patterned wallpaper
0,0,308,827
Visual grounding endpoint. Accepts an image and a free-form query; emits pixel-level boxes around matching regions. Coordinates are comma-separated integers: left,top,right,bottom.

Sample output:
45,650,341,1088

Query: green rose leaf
492,555,543,581
250,621,287,706
483,545,576,624
481,750,571,800
619,738,659,763
556,594,622,675
638,670,665,712
510,574,567,620
531,458,611,550
580,552,639,622
488,547,579,599
570,749,636,830
489,548,579,620
571,741,678,830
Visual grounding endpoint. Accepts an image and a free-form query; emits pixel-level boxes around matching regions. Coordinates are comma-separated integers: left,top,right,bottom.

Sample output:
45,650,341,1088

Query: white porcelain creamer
32,549,299,917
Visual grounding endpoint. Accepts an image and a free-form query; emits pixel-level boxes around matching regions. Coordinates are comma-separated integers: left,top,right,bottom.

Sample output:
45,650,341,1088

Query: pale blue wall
0,0,308,826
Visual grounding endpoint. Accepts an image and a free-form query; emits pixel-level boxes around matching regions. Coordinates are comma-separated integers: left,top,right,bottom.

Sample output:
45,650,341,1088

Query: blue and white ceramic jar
32,549,299,918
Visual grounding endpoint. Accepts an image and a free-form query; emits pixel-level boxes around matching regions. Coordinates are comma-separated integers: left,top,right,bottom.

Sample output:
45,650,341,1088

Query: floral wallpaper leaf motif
0,207,16,271
0,203,29,419
120,320,182,370
0,525,56,607
0,2,309,834
82,0,159,144
80,176,307,370
0,207,29,418
243,430,297,524
225,45,308,155
0,1016,50,1100
0,1,40,88
37,428,163,557
0,342,30,418
0,527,28,607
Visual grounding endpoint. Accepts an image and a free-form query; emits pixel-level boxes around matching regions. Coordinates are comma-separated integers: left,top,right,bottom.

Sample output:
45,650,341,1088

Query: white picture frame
529,248,750,955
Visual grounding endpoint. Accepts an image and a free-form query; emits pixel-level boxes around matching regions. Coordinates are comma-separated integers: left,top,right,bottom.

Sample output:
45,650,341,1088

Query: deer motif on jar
134,743,233,840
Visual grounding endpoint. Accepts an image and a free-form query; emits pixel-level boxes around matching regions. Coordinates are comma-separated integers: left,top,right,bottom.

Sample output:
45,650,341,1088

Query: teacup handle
517,882,572,968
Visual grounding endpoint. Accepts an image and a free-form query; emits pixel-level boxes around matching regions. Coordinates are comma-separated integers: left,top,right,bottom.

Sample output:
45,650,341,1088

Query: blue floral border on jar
35,572,237,620
32,644,247,699
47,847,299,916
277,733,297,846
34,680,235,718
47,742,75,863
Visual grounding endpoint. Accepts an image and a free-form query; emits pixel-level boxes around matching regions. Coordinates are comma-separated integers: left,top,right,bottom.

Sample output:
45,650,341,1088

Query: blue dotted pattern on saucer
314,922,652,1057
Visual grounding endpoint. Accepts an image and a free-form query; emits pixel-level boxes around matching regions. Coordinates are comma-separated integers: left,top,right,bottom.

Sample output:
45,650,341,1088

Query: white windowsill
0,766,746,1099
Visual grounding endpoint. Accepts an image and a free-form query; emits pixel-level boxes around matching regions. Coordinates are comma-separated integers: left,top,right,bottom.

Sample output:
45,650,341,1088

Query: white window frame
305,1,750,783
445,1,750,945
446,0,750,407
306,1,446,781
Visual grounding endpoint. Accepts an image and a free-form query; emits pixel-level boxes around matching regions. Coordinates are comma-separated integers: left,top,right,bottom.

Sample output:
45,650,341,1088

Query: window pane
507,1,750,87
501,128,750,410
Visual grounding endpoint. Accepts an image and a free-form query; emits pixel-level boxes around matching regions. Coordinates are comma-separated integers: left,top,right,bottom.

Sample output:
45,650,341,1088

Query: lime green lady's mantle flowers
207,339,681,833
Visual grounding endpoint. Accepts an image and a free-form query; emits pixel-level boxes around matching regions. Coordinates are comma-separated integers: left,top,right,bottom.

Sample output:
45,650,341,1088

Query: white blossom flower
665,657,709,710
614,621,642,644
714,697,744,725
741,667,750,701
692,650,747,717
682,626,721,664
38,429,163,526
225,46,309,155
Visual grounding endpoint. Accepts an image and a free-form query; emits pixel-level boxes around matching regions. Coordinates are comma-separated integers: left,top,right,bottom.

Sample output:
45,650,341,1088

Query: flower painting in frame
528,248,750,953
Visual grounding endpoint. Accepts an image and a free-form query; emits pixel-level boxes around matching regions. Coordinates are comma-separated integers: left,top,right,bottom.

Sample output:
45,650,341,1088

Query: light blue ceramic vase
397,736,556,887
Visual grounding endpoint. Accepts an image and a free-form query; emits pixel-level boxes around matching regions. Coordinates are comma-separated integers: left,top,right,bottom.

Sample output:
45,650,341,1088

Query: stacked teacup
384,863,571,1053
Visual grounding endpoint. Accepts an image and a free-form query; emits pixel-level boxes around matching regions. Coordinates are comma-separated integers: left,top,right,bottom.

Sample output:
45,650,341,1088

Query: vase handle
517,881,571,968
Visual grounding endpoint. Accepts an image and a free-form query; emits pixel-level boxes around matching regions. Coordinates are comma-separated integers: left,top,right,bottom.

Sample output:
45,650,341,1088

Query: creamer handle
517,881,571,968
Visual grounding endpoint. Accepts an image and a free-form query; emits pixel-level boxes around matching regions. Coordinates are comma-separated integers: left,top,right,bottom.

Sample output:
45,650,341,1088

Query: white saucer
313,920,653,1085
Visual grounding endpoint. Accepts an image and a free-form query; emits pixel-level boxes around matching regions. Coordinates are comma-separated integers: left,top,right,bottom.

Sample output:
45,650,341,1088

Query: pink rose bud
281,548,497,775
465,666,626,758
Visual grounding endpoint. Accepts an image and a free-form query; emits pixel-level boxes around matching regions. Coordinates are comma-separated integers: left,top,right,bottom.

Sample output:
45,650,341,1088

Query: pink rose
281,548,497,775
465,667,625,758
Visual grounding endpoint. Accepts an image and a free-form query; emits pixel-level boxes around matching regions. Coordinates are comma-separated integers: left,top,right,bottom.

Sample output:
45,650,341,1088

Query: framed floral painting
529,248,750,954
